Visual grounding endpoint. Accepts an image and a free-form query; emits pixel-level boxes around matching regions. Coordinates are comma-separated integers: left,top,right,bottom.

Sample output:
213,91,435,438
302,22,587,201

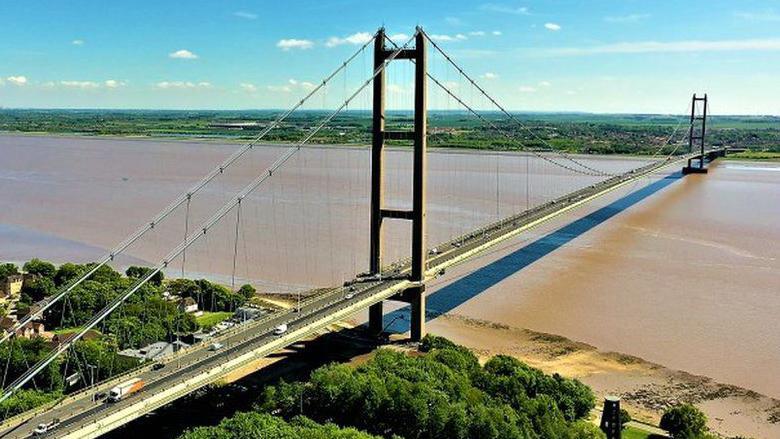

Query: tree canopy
253,335,600,439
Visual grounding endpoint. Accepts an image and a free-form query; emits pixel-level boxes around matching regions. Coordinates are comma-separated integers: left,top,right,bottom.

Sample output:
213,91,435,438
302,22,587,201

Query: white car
273,323,288,335
33,419,60,436
209,342,224,351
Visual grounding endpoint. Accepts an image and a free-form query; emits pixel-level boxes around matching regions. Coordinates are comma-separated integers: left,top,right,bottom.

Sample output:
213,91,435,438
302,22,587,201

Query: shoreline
418,312,780,439
0,131,673,160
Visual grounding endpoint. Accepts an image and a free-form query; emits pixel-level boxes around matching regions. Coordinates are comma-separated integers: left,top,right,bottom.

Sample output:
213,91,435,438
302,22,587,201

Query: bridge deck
0,149,727,439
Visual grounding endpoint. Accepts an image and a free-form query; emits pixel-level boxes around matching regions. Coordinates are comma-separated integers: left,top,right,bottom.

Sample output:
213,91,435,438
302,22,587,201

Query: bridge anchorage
367,28,428,342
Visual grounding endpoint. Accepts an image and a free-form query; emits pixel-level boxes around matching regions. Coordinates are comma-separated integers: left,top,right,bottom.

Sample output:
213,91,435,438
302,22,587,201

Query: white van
273,323,288,335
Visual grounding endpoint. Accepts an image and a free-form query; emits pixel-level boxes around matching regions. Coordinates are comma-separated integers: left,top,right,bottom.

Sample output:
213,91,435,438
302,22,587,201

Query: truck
108,378,145,402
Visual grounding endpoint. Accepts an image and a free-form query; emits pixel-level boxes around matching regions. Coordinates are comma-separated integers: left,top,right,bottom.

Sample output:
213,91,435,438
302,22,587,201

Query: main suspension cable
0,32,419,403
418,30,615,177
0,32,380,347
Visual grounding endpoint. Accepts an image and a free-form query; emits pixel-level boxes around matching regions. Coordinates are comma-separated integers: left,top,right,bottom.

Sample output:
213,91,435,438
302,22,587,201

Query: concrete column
409,286,426,342
368,302,383,335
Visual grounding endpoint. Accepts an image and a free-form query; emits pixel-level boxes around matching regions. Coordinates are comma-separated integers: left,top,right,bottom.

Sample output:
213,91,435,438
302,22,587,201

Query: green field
196,311,233,329
2,109,778,156
622,426,654,439
726,150,780,161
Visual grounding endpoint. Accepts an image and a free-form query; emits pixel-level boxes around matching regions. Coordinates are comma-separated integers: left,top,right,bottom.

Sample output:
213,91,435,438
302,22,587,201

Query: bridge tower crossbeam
368,28,428,342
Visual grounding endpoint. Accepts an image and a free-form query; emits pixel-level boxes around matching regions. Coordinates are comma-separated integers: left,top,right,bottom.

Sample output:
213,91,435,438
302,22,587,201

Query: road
0,149,725,438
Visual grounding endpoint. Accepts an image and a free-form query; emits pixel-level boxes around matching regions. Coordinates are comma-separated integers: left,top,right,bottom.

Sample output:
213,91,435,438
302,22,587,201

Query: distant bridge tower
682,93,709,174
368,27,428,342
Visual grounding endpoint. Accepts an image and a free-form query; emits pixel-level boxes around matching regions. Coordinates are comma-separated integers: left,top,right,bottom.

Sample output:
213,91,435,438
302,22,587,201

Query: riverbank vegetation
724,150,780,161
0,259,255,419
180,335,604,439
1,109,778,155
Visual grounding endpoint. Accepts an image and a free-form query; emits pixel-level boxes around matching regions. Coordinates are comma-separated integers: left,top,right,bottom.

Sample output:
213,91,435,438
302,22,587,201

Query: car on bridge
273,323,288,335
33,418,60,436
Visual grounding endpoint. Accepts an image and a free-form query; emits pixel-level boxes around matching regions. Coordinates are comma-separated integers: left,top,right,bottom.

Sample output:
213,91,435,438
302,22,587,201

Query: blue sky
1,0,779,114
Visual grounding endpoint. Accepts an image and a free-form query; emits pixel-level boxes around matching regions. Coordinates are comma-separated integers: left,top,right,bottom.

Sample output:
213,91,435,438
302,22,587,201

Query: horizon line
1,107,778,117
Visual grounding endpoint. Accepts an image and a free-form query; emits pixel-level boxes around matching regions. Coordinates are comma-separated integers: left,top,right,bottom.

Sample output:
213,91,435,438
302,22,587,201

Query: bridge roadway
0,148,726,439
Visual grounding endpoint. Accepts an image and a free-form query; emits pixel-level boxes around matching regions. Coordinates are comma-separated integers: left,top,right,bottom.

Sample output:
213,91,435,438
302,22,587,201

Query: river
1,134,777,399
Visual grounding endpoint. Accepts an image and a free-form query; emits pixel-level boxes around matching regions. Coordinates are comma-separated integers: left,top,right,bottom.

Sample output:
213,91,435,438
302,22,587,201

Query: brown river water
1,134,778,398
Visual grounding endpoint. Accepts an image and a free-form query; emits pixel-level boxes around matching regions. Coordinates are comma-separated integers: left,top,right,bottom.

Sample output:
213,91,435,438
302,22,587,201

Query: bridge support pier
408,286,426,342
368,302,383,335
367,28,428,342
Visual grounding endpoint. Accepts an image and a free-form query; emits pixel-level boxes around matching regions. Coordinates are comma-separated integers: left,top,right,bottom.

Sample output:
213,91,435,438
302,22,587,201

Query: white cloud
429,33,468,42
469,31,486,37
544,23,561,31
267,78,315,93
538,80,551,87
480,72,498,80
276,38,314,50
61,80,100,89
288,78,315,90
482,4,530,15
156,81,212,89
72,39,84,46
734,10,780,22
326,32,373,47
492,30,502,36
604,14,650,23
240,83,258,93
7,76,27,86
267,84,292,93
104,79,125,88
445,16,463,26
388,33,411,43
169,49,198,59
441,80,460,90
518,85,536,93
387,83,410,94
540,38,780,56
233,11,258,20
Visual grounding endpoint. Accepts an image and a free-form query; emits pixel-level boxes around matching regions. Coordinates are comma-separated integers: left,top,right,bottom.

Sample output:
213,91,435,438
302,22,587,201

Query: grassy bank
195,311,233,329
725,151,780,161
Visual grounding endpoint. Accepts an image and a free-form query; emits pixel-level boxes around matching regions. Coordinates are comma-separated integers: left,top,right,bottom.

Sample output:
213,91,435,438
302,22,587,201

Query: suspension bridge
0,27,728,438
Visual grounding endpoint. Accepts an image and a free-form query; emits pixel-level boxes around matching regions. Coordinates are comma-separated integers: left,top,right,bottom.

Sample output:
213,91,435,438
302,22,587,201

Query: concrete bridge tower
367,28,428,342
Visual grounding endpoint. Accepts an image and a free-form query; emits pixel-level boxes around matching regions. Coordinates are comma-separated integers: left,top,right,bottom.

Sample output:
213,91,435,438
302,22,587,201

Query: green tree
125,266,164,286
0,389,61,419
69,338,139,386
54,263,87,287
620,408,632,430
238,284,256,300
179,413,380,439
23,258,56,279
0,263,19,281
22,276,55,301
0,337,64,393
660,404,708,438
258,336,596,439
